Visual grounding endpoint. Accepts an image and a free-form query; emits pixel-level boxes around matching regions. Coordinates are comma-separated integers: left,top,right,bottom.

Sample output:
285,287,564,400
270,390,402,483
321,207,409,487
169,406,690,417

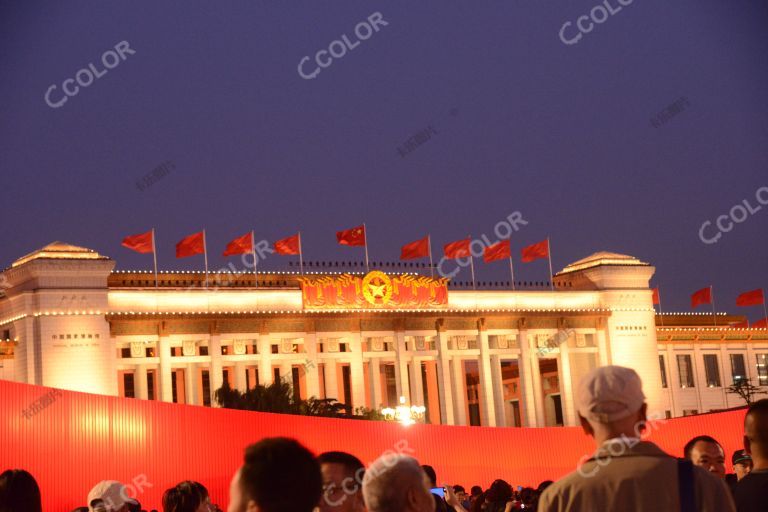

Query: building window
201,370,211,406
703,354,721,387
120,348,131,358
683,409,698,416
123,373,135,398
677,355,694,388
199,346,209,356
756,354,768,386
730,354,747,383
659,355,668,388
147,372,155,400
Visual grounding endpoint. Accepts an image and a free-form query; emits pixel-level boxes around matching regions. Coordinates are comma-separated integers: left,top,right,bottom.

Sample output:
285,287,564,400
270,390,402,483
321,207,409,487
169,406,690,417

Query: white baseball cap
87,480,138,511
577,365,645,423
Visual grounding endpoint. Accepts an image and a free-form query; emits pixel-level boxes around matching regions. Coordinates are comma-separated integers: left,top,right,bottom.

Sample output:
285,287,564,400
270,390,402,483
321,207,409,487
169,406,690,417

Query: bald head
362,454,434,512
745,399,768,468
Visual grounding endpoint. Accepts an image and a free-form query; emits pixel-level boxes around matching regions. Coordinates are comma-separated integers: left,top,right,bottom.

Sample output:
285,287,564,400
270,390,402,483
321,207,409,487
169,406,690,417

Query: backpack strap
677,459,696,512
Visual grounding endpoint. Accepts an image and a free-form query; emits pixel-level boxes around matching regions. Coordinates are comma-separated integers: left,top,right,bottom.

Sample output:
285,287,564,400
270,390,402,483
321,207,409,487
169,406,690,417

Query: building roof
558,251,649,274
11,242,109,268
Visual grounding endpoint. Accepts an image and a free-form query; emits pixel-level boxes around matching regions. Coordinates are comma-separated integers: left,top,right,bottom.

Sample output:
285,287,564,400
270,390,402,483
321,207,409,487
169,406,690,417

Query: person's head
452,485,467,503
162,481,211,512
362,454,434,512
484,480,511,504
0,469,42,512
470,486,482,499
420,466,437,488
87,481,138,512
576,366,647,445
732,449,753,480
317,451,366,512
684,435,726,479
228,437,321,512
744,399,768,468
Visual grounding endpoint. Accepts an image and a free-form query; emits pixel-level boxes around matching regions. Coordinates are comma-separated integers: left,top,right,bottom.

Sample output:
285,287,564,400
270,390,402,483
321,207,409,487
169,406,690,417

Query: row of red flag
122,225,551,263
652,286,768,328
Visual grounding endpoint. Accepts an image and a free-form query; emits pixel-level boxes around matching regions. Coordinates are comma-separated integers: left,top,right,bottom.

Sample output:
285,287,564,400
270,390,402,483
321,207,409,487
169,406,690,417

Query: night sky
1,1,767,318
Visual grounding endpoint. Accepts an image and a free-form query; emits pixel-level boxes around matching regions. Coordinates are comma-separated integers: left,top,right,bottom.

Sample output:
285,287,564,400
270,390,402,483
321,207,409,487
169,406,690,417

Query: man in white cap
87,480,138,512
538,365,735,511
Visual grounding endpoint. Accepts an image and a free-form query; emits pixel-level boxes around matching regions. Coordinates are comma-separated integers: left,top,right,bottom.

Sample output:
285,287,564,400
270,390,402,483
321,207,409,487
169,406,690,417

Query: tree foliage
214,380,383,420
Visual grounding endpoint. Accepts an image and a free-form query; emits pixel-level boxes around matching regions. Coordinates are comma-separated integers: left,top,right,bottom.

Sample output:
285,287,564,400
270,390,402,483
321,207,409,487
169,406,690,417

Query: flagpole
251,231,258,288
428,234,434,278
468,238,476,290
203,229,209,289
508,255,516,291
710,285,716,326
151,228,158,290
363,223,370,273
298,232,304,275
658,288,664,327
762,289,767,324
547,237,554,291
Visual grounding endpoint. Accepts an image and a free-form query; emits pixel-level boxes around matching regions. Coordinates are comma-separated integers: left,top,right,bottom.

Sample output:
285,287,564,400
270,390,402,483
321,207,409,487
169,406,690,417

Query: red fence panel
0,380,746,511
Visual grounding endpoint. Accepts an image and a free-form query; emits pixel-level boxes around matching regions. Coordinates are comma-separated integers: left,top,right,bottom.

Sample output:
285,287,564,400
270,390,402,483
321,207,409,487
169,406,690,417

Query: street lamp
381,396,426,426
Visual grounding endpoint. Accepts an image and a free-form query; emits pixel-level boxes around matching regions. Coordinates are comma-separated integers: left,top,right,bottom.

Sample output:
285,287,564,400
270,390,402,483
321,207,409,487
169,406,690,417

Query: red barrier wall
0,380,746,511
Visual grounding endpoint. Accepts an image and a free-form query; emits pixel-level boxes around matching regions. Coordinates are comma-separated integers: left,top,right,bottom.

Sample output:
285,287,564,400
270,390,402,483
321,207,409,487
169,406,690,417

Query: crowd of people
1,365,766,512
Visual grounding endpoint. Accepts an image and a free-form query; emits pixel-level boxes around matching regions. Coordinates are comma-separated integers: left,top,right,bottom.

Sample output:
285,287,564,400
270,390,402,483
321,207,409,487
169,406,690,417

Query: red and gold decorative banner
299,271,449,309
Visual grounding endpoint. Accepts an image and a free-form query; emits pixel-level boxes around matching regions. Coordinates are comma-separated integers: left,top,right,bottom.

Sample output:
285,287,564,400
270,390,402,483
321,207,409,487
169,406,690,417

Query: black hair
0,469,42,512
421,465,437,487
162,481,208,512
239,437,321,512
317,451,365,483
683,435,722,459
470,485,482,496
453,485,466,493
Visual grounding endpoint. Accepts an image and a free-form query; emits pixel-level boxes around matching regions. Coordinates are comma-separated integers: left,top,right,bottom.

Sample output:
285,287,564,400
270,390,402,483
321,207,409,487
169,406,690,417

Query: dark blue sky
1,0,767,317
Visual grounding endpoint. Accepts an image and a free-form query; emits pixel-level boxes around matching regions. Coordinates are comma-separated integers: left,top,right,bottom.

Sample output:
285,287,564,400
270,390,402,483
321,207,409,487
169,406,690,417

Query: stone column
135,364,148,400
369,357,383,410
258,334,272,386
185,363,197,405
394,331,410,402
476,319,497,426
304,332,321,399
209,334,223,407
692,343,704,413
518,326,539,427
558,341,577,426
435,324,455,425
409,357,424,406
451,356,467,426
158,336,173,403
349,333,365,409
490,355,506,427
234,361,247,393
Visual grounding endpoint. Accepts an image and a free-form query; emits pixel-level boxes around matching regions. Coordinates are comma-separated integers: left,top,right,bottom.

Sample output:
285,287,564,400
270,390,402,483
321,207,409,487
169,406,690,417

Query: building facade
1,242,766,427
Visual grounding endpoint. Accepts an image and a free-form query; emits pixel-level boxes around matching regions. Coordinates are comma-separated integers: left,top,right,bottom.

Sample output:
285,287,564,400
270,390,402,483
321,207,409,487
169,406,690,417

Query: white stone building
1,242,765,426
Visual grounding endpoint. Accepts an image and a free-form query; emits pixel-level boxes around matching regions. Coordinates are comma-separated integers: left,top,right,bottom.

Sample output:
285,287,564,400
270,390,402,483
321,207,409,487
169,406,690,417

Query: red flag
736,289,765,307
754,318,768,329
401,236,429,260
122,230,154,254
176,231,205,258
223,232,253,256
483,240,511,263
691,287,712,308
521,239,549,263
444,238,471,259
336,225,366,246
652,288,660,305
274,234,300,255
